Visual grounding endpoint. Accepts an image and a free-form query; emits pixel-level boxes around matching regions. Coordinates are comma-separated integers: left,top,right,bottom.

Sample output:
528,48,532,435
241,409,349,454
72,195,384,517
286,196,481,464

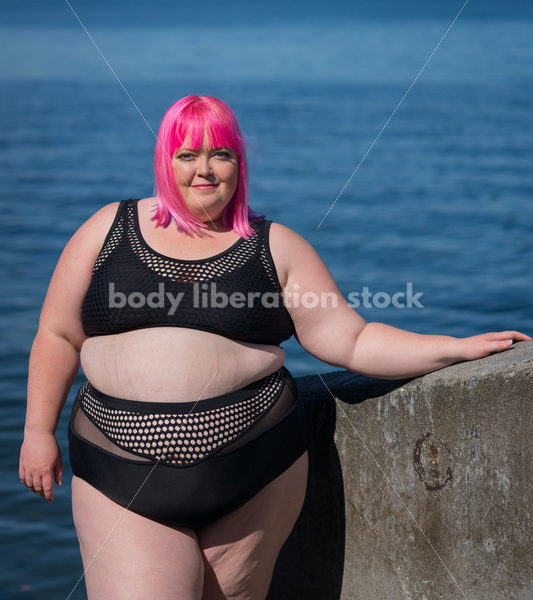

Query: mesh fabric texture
81,199,295,344
70,367,298,467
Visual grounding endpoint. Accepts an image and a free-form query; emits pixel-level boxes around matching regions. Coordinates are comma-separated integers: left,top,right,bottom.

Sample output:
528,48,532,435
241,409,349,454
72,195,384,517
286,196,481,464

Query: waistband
79,365,295,414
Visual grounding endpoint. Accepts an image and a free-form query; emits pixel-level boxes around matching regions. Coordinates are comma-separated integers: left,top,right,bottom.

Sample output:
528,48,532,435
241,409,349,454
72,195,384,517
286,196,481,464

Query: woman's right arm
19,202,121,503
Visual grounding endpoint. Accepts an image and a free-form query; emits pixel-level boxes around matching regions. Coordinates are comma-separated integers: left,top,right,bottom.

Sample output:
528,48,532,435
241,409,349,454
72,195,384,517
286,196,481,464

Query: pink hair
151,96,266,238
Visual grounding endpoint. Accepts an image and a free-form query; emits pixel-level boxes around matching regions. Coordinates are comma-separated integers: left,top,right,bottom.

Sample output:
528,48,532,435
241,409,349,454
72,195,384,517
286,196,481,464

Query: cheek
172,164,193,183
227,165,240,187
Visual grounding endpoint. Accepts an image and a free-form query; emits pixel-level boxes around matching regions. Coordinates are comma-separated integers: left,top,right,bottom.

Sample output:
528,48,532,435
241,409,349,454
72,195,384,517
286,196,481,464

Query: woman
19,95,530,600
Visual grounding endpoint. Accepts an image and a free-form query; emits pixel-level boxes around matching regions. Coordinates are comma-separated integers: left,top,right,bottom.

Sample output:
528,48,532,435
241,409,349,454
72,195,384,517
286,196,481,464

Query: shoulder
265,221,319,288
77,201,123,242
86,200,123,227
268,221,318,257
137,196,158,216
78,200,123,229
62,201,123,259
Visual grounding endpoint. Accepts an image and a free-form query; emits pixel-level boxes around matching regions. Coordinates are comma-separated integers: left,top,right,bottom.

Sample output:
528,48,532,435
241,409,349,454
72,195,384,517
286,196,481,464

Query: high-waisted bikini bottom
68,365,309,529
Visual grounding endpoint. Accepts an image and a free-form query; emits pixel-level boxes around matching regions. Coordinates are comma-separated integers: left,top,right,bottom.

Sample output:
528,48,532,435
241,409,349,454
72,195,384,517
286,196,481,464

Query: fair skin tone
20,138,531,599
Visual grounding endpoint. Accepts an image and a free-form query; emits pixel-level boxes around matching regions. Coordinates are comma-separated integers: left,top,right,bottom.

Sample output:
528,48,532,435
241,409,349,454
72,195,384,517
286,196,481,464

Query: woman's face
171,139,239,224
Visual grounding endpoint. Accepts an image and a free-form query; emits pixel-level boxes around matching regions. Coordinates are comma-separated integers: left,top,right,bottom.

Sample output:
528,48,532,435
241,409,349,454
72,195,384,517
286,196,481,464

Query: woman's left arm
347,323,529,379
273,224,531,380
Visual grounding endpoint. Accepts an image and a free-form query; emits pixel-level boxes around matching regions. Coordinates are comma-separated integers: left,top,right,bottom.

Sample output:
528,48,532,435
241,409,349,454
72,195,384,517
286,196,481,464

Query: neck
199,216,229,233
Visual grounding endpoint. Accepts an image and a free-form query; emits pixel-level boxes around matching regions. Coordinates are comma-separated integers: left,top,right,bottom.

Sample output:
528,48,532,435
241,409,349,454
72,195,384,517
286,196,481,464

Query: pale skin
19,136,531,599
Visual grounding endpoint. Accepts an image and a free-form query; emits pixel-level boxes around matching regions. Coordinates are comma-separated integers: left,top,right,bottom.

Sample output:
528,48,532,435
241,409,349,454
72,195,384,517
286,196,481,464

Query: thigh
197,450,309,600
71,475,205,600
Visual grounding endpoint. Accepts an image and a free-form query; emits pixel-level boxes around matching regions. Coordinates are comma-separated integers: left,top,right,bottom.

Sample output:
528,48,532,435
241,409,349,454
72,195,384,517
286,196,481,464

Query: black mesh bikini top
81,199,295,345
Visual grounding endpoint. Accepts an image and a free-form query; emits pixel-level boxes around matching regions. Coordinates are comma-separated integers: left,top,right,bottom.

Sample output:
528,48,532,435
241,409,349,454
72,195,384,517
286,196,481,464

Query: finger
54,460,63,487
20,469,31,489
42,472,54,503
508,331,532,341
30,475,44,498
484,331,513,340
494,331,531,341
490,339,513,352
481,332,517,343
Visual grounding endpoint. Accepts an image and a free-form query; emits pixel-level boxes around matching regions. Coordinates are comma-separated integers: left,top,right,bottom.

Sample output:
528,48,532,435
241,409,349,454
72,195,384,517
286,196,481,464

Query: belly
79,327,285,402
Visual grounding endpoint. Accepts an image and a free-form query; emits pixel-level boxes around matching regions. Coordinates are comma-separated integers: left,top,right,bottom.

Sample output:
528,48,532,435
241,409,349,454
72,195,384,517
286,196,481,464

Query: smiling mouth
192,184,218,189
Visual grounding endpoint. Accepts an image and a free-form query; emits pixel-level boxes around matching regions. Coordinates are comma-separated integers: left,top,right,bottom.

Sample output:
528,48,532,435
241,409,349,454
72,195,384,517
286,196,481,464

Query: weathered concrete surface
268,341,533,600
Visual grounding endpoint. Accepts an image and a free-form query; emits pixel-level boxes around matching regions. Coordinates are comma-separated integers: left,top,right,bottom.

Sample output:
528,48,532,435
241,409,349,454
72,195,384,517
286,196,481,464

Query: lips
192,184,218,189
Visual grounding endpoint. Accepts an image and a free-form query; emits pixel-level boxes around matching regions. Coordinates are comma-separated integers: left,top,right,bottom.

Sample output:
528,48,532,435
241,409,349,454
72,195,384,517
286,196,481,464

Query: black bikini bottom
68,365,309,529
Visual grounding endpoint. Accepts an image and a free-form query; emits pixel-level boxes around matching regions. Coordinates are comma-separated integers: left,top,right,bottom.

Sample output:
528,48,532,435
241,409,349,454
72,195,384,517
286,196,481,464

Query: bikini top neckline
131,198,262,265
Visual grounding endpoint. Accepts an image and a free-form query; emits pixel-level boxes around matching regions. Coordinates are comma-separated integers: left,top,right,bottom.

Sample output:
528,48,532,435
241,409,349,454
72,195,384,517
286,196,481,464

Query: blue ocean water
1,14,532,599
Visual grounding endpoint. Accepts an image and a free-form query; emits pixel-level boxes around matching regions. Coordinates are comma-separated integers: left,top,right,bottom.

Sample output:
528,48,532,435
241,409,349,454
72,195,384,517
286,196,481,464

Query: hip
67,365,309,528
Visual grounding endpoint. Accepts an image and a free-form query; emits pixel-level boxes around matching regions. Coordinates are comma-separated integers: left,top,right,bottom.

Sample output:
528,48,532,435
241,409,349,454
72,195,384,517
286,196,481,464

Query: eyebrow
178,146,232,152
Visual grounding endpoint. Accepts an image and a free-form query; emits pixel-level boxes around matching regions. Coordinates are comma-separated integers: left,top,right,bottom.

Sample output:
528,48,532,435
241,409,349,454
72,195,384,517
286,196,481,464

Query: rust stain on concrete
413,432,453,491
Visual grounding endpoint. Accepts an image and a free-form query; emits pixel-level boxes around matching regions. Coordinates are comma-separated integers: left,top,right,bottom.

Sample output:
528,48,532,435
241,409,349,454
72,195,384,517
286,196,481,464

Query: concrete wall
268,341,533,600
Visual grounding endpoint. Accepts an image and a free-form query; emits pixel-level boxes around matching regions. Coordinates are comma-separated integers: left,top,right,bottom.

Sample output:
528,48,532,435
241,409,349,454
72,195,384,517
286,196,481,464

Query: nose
196,154,212,177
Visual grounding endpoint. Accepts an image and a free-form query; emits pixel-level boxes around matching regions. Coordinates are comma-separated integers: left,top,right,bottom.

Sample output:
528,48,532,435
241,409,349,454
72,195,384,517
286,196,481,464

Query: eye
174,150,233,161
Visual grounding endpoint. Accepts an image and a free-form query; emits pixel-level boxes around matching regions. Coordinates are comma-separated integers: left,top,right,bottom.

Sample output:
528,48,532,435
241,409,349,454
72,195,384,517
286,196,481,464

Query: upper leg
197,450,309,600
71,475,205,600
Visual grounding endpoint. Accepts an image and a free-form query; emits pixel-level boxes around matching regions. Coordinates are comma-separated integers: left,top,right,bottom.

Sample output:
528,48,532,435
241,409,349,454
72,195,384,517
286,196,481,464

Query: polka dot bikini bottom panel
72,368,297,467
